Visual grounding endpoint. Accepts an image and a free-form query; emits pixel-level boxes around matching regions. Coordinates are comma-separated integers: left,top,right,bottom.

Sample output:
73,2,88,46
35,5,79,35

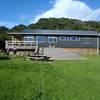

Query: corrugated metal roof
8,29,99,36
22,29,98,34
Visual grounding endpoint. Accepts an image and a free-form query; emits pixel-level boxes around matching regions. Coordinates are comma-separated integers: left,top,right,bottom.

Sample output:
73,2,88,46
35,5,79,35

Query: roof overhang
8,32,99,36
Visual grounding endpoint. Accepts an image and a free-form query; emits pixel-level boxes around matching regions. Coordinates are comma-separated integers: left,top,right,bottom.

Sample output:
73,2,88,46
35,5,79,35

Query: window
70,36,80,41
59,36,66,41
48,36,57,43
83,41,91,44
36,36,46,43
59,36,70,41
24,36,34,41
66,37,70,41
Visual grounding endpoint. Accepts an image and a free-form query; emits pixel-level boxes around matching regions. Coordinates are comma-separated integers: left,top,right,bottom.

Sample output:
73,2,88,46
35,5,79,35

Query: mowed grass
0,55,100,100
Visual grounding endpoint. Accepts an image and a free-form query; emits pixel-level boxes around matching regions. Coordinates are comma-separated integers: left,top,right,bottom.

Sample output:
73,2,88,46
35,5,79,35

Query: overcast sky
0,0,100,27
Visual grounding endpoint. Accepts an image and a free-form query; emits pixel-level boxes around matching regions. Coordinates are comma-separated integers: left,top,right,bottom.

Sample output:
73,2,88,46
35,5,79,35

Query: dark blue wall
21,35,99,48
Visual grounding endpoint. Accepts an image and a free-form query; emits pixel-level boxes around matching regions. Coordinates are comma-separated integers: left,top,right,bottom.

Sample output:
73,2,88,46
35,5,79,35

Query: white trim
5,40,38,49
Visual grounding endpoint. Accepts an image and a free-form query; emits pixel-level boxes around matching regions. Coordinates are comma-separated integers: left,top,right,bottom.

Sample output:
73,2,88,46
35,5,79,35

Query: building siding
23,35,99,48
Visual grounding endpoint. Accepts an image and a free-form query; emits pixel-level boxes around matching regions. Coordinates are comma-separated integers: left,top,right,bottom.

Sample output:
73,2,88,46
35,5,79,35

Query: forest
0,18,100,41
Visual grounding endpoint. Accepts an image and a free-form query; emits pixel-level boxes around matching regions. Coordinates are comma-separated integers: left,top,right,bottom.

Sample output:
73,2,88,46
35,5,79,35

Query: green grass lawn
0,55,100,100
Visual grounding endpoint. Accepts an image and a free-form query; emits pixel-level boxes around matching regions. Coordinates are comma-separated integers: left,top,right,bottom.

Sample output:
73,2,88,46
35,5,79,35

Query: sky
0,0,100,28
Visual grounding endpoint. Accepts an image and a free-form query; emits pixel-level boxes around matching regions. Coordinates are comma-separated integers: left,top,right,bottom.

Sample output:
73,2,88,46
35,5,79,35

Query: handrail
5,41,38,49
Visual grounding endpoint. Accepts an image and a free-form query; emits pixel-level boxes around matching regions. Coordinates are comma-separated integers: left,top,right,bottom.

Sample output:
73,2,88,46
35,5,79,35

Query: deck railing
5,41,38,50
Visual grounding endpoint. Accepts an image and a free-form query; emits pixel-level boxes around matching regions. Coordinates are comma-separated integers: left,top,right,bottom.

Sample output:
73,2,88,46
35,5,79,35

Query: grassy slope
0,55,100,100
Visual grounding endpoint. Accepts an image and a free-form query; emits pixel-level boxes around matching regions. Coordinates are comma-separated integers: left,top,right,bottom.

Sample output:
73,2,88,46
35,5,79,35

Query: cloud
85,8,100,21
32,0,100,23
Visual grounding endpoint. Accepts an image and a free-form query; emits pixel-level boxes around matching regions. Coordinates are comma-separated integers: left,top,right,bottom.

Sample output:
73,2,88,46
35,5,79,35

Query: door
48,36,57,47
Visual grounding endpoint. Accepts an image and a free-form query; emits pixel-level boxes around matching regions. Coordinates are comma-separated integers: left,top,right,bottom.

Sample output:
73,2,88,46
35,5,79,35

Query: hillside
0,18,100,33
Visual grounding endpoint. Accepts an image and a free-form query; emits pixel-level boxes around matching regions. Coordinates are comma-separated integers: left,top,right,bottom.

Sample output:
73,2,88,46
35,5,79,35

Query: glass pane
48,36,57,43
36,36,46,43
59,36,66,41
66,37,70,40
24,36,34,41
70,36,80,41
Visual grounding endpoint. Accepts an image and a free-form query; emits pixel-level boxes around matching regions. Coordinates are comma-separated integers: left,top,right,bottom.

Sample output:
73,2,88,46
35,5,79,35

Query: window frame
83,41,91,45
59,36,66,41
66,37,70,41
59,36,70,41
24,36,34,42
70,36,80,41
48,36,57,43
36,36,46,43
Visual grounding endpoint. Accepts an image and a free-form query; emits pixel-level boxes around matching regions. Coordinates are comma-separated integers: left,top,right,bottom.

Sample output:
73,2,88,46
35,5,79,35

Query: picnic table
27,55,50,61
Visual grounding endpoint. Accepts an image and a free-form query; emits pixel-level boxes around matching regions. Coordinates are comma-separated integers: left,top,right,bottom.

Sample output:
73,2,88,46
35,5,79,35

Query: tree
10,24,26,32
0,26,9,31
0,29,9,41
0,29,10,49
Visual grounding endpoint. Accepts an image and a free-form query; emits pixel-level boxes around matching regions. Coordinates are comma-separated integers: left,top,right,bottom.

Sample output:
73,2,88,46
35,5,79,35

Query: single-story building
7,29,100,54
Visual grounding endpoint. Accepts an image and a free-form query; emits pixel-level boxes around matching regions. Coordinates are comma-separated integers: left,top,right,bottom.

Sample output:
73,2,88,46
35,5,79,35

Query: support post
97,36,99,55
11,36,14,41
